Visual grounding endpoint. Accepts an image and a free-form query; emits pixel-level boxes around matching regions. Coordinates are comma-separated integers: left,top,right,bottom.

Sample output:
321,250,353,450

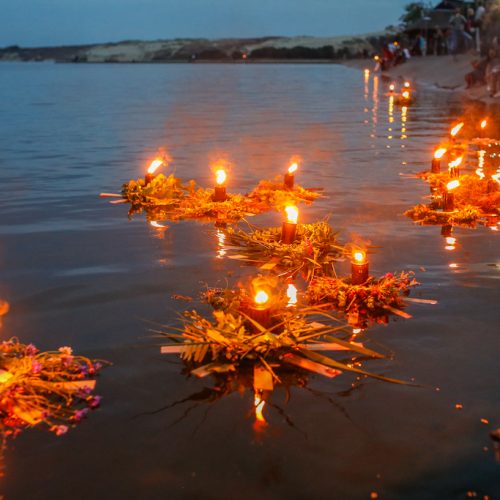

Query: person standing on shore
448,8,472,57
474,1,486,53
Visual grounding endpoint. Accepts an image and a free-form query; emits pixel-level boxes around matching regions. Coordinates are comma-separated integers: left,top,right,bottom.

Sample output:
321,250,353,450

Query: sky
2,0,411,47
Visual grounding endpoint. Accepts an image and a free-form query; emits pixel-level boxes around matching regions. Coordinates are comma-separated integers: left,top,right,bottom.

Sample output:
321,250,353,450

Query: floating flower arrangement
0,338,106,439
160,277,411,389
223,218,344,281
306,271,420,328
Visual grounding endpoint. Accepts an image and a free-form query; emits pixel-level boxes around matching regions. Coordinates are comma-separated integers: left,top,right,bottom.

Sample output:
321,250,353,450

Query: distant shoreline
0,32,396,64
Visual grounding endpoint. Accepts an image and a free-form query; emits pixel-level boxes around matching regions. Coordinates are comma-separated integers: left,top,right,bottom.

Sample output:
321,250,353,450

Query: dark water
0,62,499,499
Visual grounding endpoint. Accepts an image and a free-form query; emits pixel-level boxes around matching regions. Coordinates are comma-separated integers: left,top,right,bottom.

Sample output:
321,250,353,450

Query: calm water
0,62,499,499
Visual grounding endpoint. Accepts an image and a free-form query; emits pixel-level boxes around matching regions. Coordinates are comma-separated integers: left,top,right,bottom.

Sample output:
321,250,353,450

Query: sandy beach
345,54,500,105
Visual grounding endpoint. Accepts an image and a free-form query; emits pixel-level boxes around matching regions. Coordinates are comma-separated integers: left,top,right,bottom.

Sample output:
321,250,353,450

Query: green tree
400,2,426,25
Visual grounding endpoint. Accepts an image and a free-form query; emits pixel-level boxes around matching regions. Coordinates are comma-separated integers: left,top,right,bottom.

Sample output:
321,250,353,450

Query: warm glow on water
1,62,499,499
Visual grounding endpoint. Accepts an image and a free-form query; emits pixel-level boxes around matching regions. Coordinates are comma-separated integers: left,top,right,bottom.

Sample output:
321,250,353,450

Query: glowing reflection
372,75,379,131
216,229,226,259
401,105,408,139
286,284,298,306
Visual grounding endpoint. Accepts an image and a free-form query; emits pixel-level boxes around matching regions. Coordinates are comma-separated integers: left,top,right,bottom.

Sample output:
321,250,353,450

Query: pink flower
50,425,69,436
25,344,39,356
58,346,73,356
31,360,42,374
73,408,89,422
87,395,102,409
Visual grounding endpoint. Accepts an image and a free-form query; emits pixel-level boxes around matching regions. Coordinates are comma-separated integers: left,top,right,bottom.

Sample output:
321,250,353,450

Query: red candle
281,206,298,244
449,122,464,143
284,162,298,189
213,169,227,202
145,159,163,185
448,156,463,179
351,250,369,285
247,290,271,329
431,148,447,173
443,179,460,211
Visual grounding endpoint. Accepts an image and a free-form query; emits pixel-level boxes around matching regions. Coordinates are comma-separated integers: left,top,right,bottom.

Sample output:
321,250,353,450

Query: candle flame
149,221,168,229
445,236,456,245
147,159,163,174
288,162,298,174
434,148,447,160
254,393,266,423
402,90,410,99
404,81,410,88
374,55,380,61
476,168,485,179
480,119,487,129
446,180,460,191
389,83,395,91
492,173,500,185
448,157,463,169
285,205,298,224
215,169,226,185
254,290,269,306
286,284,298,306
353,250,366,264
450,122,464,137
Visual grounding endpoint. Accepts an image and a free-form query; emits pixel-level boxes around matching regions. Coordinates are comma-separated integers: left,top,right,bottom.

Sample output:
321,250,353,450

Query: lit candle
247,289,271,329
443,179,460,211
480,119,487,138
286,283,298,307
431,147,447,173
145,159,163,185
450,122,464,143
284,162,298,189
213,168,227,202
351,250,369,285
403,81,411,89
401,90,411,102
448,156,463,178
281,205,298,244
389,83,395,93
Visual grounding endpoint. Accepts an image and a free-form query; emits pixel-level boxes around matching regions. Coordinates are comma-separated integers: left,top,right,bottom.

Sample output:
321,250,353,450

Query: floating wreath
223,221,345,280
247,178,322,209
160,278,410,387
306,272,420,327
0,338,106,438
405,204,482,226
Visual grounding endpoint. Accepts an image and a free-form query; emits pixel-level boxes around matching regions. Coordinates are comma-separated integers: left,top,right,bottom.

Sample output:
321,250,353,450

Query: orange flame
285,205,298,224
374,55,380,61
404,81,410,88
288,162,298,174
353,250,367,264
149,221,168,229
254,393,266,423
434,148,447,160
286,284,298,306
446,180,460,191
476,168,485,179
254,290,269,306
389,83,395,91
450,122,464,137
147,159,163,175
492,173,500,185
402,90,410,99
480,119,487,129
215,169,226,185
448,157,463,169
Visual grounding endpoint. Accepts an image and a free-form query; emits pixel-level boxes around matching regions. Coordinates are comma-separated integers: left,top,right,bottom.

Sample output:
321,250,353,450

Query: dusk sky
2,0,411,47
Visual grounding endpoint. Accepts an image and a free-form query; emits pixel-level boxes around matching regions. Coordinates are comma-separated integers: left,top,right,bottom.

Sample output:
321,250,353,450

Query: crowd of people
374,0,499,98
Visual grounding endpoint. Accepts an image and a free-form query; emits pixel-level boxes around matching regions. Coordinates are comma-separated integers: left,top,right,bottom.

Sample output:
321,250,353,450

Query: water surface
0,62,499,499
